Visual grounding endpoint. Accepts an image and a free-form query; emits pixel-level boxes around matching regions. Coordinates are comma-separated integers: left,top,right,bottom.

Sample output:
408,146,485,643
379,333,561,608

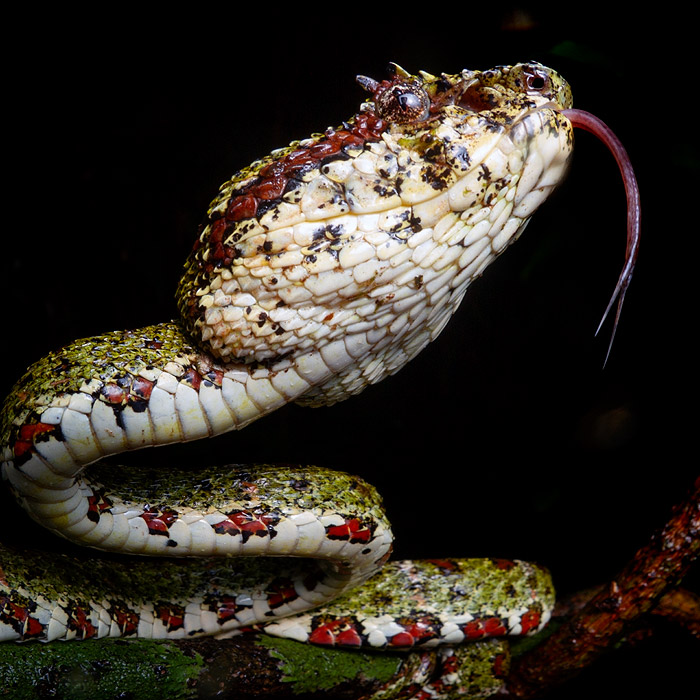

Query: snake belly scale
1,62,571,649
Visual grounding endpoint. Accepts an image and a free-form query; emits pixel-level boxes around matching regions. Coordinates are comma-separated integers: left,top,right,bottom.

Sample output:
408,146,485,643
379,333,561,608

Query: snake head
357,62,573,127
179,62,577,396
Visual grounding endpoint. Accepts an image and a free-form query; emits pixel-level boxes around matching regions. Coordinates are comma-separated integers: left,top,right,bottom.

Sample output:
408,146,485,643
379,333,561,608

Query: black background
2,6,696,698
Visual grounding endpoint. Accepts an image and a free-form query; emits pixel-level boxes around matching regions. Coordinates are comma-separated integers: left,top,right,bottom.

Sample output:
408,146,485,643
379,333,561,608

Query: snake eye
375,82,431,124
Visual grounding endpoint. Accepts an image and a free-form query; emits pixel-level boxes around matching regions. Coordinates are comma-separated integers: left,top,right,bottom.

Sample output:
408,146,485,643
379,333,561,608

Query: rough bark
505,477,700,697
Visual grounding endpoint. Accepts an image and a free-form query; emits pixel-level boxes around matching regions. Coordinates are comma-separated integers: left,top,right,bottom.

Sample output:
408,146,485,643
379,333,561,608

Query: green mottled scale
265,559,555,648
1,61,573,693
1,323,198,437
88,461,387,519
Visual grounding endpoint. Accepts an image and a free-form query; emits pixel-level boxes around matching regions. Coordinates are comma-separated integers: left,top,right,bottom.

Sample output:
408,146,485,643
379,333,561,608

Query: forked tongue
561,109,640,365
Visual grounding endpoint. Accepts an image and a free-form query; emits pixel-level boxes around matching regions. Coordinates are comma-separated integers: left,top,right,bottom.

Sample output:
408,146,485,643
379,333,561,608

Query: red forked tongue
560,109,640,366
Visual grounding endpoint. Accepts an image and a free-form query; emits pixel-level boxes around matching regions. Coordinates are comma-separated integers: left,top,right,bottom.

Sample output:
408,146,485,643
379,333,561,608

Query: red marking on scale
204,369,224,386
183,368,202,390
110,604,140,636
131,376,154,400
518,609,541,634
67,604,97,639
215,596,239,623
101,383,128,405
1,596,45,639
308,624,335,646
226,193,258,222
267,580,299,609
140,506,179,536
252,176,287,200
308,617,362,647
390,616,437,647
23,614,45,638
336,627,362,647
14,422,57,457
216,509,279,541
389,630,414,647
461,616,507,640
87,491,113,522
154,603,185,632
326,518,372,543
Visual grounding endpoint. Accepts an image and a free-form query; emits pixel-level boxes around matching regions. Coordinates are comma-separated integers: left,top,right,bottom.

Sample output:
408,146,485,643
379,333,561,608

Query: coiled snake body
1,62,623,689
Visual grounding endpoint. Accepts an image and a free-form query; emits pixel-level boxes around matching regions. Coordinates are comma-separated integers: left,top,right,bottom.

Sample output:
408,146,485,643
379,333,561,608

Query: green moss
0,639,203,700
258,635,403,694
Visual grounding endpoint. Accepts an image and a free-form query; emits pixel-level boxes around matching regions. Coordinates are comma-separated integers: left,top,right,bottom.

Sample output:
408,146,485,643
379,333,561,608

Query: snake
0,60,639,691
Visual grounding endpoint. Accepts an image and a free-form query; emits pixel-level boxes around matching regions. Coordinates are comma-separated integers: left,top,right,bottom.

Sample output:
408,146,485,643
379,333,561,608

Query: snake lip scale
1,60,637,678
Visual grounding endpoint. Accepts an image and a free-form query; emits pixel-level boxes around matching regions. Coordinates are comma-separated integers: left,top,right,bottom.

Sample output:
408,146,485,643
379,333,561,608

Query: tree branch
506,477,700,697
